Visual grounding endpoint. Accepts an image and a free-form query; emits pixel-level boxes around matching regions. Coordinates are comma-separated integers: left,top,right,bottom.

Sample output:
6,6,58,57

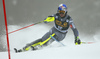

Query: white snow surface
0,24,100,59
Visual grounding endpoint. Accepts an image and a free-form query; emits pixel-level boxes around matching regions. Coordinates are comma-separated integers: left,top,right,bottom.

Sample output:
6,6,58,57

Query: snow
0,24,100,59
0,42,100,59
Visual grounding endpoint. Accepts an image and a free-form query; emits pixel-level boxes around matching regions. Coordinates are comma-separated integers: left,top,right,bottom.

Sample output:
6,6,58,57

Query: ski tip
14,48,18,53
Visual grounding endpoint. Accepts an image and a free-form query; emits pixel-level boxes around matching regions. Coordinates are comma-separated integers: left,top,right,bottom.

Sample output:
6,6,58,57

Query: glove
44,16,55,23
75,36,81,45
44,18,48,23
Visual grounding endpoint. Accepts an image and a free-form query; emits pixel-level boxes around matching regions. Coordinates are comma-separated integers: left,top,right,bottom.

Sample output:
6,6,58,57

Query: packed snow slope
1,24,100,59
0,42,100,59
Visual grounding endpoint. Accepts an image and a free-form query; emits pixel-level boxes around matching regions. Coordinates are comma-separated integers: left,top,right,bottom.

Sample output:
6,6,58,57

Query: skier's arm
69,18,79,37
69,18,81,45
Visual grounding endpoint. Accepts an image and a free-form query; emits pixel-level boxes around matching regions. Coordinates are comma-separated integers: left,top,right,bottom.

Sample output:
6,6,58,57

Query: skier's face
59,10,66,17
59,13,65,17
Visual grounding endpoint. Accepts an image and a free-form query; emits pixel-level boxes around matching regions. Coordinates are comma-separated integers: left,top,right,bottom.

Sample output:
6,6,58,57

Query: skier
14,4,81,53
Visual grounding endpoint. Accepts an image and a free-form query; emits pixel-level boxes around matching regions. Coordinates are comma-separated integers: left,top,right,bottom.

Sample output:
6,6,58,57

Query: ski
14,48,23,53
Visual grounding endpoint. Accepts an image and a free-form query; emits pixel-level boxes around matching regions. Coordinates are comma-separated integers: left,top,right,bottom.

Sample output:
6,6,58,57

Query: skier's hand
44,18,48,23
75,36,81,45
44,17,55,23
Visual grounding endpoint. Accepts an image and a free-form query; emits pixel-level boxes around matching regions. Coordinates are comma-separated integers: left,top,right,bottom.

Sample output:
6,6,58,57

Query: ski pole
8,21,45,34
50,35,65,46
81,42,95,44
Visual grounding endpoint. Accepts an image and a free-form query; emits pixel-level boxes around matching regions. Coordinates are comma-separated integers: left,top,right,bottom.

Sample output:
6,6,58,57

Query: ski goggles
58,10,65,14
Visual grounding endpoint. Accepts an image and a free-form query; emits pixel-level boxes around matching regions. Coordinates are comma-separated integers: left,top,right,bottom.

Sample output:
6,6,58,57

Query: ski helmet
58,4,67,14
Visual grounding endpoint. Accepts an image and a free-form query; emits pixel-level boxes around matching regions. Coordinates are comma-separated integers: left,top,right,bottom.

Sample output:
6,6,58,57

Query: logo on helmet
58,4,67,14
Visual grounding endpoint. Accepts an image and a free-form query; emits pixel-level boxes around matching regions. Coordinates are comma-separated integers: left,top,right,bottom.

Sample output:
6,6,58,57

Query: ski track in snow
0,24,100,59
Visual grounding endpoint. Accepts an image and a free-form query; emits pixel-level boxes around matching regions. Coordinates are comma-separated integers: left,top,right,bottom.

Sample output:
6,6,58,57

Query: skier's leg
24,33,55,51
24,27,56,51
15,38,42,52
41,32,54,46
15,27,56,53
15,33,55,52
54,32,67,41
23,38,43,51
